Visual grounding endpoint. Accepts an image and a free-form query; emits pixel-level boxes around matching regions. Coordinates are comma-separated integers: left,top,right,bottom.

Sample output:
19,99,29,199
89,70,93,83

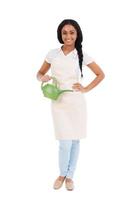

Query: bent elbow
100,72,105,80
102,72,105,79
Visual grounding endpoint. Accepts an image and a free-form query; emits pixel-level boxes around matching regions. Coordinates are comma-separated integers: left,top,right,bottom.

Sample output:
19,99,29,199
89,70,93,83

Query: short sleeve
83,51,94,66
45,49,54,64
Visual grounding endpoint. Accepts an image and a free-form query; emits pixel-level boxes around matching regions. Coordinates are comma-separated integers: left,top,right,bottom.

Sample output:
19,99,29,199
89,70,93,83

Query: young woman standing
37,19,105,191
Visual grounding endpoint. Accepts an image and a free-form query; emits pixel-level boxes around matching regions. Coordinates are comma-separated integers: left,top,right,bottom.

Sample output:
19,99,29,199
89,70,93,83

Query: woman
37,19,105,191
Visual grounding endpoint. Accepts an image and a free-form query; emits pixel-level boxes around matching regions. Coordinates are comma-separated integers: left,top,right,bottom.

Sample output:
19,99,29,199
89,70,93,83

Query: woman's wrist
83,87,90,93
37,72,43,81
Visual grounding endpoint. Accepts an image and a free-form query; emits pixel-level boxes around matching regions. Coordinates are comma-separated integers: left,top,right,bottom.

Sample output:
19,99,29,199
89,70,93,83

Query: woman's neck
61,45,75,52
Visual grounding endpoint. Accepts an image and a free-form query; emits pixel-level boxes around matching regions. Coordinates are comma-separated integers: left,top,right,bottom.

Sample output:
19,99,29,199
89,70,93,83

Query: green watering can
41,76,73,100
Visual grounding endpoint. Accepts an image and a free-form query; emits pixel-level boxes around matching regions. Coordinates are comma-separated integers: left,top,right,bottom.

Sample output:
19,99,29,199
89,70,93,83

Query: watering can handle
41,76,60,88
51,76,59,88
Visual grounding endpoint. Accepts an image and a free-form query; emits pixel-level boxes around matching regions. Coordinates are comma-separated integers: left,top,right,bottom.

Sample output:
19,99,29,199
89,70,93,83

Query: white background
0,0,134,199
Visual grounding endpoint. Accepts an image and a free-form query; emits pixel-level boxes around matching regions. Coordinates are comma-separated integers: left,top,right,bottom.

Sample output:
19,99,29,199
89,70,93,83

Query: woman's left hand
72,83,87,93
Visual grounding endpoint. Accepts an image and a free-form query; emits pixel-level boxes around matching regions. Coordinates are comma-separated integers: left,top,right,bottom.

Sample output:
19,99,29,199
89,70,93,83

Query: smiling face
61,24,77,47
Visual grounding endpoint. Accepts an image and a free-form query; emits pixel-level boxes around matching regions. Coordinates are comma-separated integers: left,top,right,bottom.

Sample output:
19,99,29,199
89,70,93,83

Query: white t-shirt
45,48,94,66
45,47,94,89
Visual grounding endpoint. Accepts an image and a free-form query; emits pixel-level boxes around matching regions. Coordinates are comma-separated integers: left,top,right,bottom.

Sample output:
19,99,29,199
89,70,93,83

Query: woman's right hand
40,74,52,82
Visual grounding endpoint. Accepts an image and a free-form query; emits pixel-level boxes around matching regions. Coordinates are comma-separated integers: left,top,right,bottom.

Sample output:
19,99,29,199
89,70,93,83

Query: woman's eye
62,32,75,35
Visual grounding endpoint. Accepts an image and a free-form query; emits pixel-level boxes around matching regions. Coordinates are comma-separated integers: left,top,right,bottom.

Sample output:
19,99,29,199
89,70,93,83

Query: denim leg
66,140,80,179
59,140,72,177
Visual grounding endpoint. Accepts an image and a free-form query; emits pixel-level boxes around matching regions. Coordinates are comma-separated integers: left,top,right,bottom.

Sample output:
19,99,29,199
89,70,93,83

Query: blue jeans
59,140,80,179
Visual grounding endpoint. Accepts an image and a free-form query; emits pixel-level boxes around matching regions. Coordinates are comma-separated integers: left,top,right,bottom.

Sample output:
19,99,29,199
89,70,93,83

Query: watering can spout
59,89,73,95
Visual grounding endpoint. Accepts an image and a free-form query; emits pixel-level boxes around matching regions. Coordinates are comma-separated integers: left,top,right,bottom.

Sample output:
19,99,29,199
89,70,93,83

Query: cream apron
50,48,87,140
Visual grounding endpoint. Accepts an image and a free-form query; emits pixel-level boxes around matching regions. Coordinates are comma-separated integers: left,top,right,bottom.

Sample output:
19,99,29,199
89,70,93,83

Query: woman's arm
72,62,105,93
84,62,105,92
36,60,51,82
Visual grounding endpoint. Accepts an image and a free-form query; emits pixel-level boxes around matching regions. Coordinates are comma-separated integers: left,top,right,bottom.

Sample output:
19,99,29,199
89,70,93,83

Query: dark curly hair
57,19,83,77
